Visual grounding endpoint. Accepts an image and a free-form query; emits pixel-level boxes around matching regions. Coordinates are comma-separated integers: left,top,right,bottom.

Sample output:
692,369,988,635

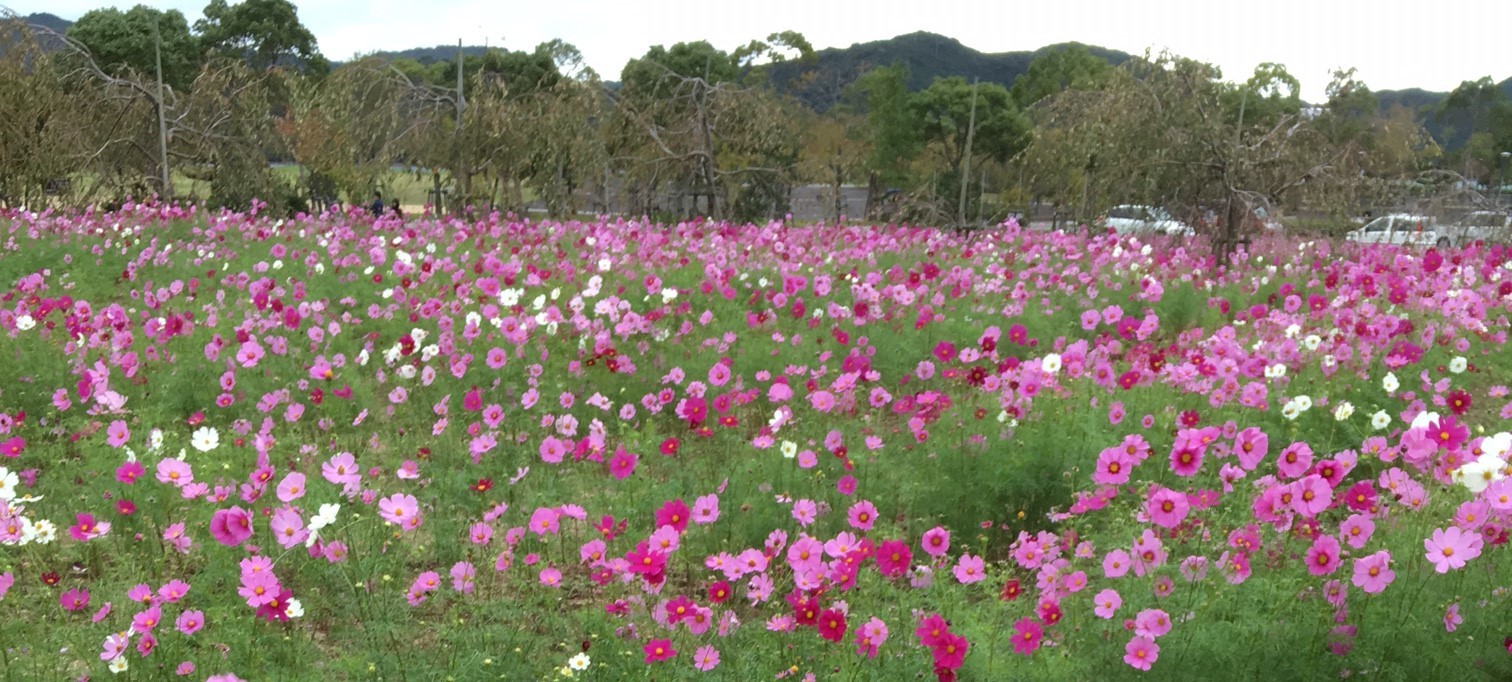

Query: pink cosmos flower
643,638,677,663
68,513,110,542
210,506,256,546
854,617,888,658
176,609,204,635
1124,635,1160,671
1093,588,1121,618
847,500,877,531
608,447,637,480
105,420,129,448
1011,618,1043,655
1444,603,1462,632
377,493,421,531
921,526,950,558
692,494,720,525
953,554,986,584
1424,526,1482,573
1103,549,1132,578
1134,608,1172,638
269,508,308,549
60,588,90,611
791,499,817,527
1146,487,1189,529
1351,550,1395,594
1306,535,1342,576
692,645,720,671
656,498,691,533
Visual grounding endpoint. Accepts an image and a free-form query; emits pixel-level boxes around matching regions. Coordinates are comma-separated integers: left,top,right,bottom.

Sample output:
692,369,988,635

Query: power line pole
957,78,979,229
154,18,171,202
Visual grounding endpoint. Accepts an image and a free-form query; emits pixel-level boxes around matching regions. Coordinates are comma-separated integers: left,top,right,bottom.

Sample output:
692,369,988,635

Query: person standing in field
391,197,404,220
369,192,384,217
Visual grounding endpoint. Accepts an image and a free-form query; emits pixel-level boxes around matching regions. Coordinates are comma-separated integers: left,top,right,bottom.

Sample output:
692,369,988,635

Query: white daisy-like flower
1041,354,1062,374
108,657,129,674
1410,411,1440,431
14,315,34,331
1293,395,1312,412
568,653,590,671
189,426,220,452
1371,411,1391,431
0,467,19,502
597,257,612,272
1303,335,1322,351
1264,364,1286,379
1333,402,1354,421
780,440,798,459
1281,401,1301,421
284,598,304,618
1382,372,1399,393
310,503,340,532
1482,432,1511,458
1448,356,1467,374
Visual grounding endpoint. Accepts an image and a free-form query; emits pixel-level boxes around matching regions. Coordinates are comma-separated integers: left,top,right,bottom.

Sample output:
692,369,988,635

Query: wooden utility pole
154,18,171,202
957,78,978,228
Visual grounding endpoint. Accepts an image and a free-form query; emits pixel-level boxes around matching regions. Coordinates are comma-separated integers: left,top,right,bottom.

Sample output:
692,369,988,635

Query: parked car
1440,211,1512,246
1100,205,1193,236
1344,214,1442,247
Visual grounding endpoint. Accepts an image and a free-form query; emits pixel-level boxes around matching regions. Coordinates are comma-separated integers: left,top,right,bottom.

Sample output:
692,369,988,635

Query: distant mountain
1375,78,1512,150
360,44,492,66
760,32,1133,111
21,12,71,34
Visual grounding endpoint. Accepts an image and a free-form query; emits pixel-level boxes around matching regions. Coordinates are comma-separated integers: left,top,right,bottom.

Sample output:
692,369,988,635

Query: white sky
8,0,1512,102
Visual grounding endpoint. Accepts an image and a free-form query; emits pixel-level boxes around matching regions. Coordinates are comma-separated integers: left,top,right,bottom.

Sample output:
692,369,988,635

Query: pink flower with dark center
1146,487,1189,529
208,508,252,550
1306,535,1342,576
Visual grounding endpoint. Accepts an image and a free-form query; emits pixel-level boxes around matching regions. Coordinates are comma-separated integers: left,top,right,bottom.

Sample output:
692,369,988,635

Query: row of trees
2,3,1507,236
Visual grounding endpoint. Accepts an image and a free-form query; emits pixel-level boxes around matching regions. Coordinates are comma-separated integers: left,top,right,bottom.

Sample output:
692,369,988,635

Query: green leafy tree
196,0,326,73
1011,44,1112,108
846,63,921,188
67,5,200,89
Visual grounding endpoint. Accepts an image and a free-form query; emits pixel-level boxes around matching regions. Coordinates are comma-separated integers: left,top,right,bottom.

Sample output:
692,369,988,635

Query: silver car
1101,205,1194,236
1345,214,1440,247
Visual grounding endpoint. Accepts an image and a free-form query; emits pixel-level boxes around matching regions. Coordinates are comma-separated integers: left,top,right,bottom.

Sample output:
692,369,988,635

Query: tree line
2,2,1509,237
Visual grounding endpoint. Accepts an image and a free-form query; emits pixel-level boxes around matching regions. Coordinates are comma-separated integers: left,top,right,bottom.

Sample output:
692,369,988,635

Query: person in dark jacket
369,192,384,217
391,197,403,220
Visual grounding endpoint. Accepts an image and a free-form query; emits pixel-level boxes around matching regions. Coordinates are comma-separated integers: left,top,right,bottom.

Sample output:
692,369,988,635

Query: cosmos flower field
1,203,1509,681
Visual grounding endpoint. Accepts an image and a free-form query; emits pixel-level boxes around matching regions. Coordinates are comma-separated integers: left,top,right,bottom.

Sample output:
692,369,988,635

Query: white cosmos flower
1333,402,1354,421
108,657,128,674
597,257,612,272
14,315,34,331
189,426,220,452
1041,354,1062,374
284,598,304,618
1382,372,1399,393
1448,356,1467,374
1303,335,1322,351
1265,364,1286,379
780,440,797,459
310,503,340,531
1482,432,1511,458
1410,411,1440,431
1293,395,1312,411
1452,454,1507,493
569,653,590,671
1371,411,1391,430
1281,401,1301,421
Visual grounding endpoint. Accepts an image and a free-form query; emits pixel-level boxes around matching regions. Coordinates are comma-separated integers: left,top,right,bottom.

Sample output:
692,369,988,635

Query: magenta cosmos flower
209,507,253,546
1011,618,1043,655
643,638,676,663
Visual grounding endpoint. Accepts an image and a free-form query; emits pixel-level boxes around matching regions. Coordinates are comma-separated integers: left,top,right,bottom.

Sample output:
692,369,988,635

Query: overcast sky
8,0,1511,102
